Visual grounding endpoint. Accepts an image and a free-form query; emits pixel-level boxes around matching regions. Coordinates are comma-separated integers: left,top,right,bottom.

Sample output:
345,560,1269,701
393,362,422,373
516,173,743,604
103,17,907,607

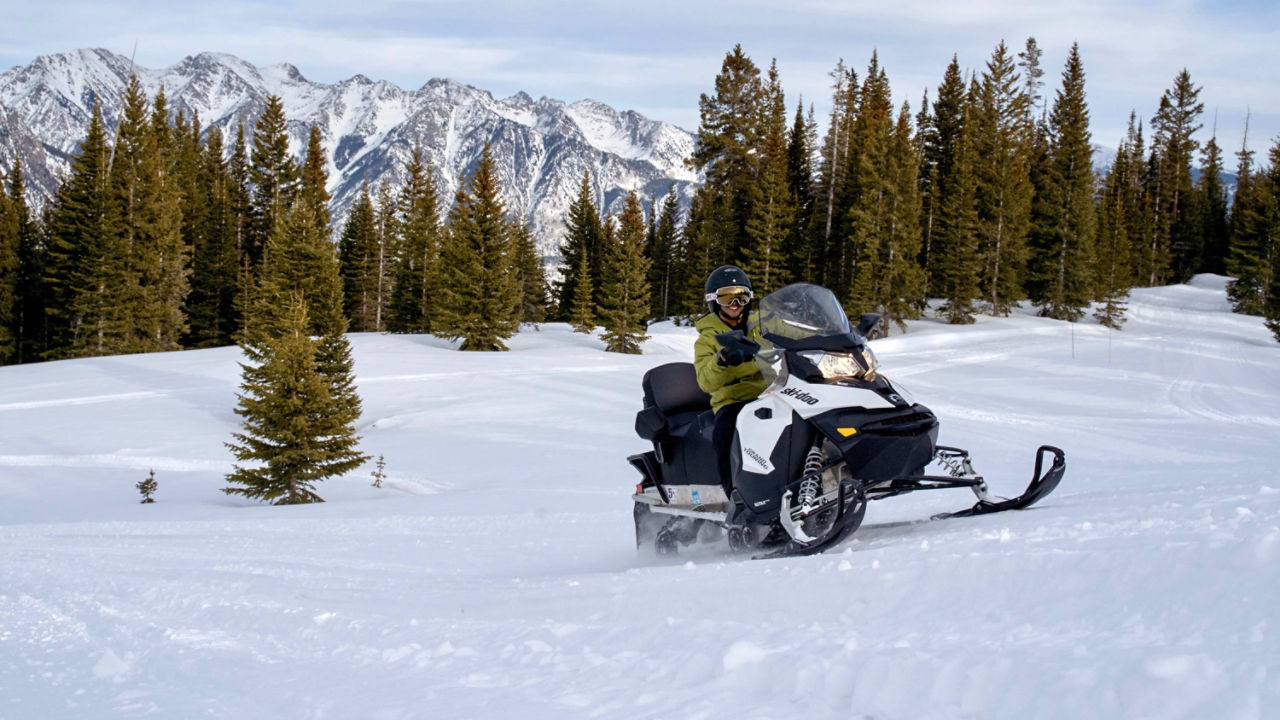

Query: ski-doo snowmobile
629,283,1065,558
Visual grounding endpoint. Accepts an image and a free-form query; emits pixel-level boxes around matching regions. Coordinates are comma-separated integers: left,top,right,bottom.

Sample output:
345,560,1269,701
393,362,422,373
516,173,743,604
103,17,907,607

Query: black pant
712,402,748,499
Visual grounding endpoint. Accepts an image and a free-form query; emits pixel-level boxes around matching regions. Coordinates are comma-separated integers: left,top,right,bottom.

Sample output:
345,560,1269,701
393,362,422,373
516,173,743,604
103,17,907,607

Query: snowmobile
629,283,1065,559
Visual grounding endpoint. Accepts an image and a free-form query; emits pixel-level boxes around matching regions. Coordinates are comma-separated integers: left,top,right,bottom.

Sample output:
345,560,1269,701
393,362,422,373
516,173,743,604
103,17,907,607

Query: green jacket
693,311,767,414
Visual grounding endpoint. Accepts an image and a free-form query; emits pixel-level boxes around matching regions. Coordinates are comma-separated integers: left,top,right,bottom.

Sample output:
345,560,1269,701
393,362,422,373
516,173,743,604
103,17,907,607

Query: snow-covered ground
2,275,1278,719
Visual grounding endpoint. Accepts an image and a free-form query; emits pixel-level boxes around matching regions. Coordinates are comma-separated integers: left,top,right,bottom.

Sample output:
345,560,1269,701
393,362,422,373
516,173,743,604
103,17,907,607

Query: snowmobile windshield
753,284,852,343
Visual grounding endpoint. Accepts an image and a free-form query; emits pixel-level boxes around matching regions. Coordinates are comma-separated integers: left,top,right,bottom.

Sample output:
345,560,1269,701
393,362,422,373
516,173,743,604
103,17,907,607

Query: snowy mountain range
0,48,701,258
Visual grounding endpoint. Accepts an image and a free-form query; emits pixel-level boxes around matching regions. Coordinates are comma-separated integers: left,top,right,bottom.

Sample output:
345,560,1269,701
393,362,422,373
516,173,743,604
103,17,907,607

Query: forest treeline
2,38,1279,367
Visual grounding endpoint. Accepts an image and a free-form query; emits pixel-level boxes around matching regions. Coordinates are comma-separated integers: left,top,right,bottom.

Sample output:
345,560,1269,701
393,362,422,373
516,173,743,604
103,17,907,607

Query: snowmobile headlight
800,349,878,381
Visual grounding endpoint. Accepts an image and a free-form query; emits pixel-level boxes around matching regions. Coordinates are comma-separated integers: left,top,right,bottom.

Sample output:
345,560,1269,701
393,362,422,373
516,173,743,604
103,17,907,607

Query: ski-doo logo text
781,387,819,405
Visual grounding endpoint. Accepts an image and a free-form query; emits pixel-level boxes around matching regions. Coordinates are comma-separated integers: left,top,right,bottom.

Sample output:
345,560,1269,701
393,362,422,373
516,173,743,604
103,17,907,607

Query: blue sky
3,0,1277,159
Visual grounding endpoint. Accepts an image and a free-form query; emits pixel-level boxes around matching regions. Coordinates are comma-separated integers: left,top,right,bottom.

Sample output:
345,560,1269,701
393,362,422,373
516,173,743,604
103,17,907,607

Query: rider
693,265,767,507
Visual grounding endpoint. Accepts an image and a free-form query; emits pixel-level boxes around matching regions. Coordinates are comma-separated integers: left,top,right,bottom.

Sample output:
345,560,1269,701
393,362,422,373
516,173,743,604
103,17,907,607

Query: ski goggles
705,285,753,307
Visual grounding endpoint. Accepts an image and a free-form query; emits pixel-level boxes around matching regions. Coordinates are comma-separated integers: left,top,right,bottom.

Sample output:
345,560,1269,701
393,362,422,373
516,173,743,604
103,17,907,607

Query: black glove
715,331,760,367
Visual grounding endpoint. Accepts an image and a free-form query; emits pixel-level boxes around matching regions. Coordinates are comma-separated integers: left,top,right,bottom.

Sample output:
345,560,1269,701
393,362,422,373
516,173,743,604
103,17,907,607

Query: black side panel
733,412,814,522
812,404,938,482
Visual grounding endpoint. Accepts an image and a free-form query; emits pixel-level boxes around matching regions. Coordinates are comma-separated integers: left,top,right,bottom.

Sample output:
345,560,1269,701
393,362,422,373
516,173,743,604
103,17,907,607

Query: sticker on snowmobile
743,446,774,474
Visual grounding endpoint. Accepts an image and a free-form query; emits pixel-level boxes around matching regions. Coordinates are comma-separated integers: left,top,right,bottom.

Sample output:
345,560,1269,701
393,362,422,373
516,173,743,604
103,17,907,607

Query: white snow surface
2,276,1278,719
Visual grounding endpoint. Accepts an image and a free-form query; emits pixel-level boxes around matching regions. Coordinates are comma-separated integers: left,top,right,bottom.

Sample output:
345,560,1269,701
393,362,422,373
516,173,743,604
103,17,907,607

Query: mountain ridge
0,47,701,259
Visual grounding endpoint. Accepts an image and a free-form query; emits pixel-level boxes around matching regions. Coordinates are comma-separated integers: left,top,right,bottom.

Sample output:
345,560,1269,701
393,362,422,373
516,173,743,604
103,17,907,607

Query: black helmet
704,265,753,314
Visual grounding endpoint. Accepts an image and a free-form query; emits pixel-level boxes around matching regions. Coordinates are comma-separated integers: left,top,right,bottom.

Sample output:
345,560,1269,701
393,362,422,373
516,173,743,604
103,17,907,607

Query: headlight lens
800,348,878,381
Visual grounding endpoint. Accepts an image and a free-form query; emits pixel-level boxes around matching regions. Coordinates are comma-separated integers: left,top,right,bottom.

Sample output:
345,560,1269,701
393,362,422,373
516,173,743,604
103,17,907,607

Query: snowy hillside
0,48,699,257
2,276,1278,719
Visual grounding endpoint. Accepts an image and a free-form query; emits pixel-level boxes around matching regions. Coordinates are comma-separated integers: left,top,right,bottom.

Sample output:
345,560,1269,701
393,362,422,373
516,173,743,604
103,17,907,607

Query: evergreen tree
437,144,519,350
676,192,718,318
185,127,243,347
839,53,895,315
44,104,131,358
690,44,766,264
973,41,1033,316
0,166,16,363
555,171,601,325
299,126,332,235
225,295,366,505
388,146,442,333
1036,43,1096,321
932,87,982,324
511,220,548,325
338,185,380,331
2,159,40,362
812,61,856,287
113,86,188,353
1094,122,1140,329
6,158,44,362
920,57,967,295
598,192,651,353
1148,70,1204,283
742,60,795,295
1194,130,1230,275
371,183,399,332
568,239,596,332
1229,137,1279,319
647,188,681,319
248,95,298,268
877,102,928,334
1227,121,1265,314
785,100,818,281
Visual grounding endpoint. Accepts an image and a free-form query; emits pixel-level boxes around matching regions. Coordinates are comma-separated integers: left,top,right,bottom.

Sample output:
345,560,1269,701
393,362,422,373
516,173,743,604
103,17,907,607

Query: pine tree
598,192,651,353
1260,141,1280,340
1230,138,1279,320
338,185,380,331
225,295,366,505
117,87,188,353
7,158,44,362
742,60,795,295
185,127,242,347
933,88,982,324
299,126,332,236
555,171,601,323
676,192,718,319
437,144,519,351
920,57,967,296
877,102,927,334
1094,122,1139,329
647,188,681,319
248,96,298,269
839,53,895,316
371,183,398,332
1194,130,1230,276
0,166,16,363
1036,43,1096,321
568,240,596,332
973,41,1033,316
691,44,766,264
388,146,442,333
785,100,818,282
1227,120,1265,314
44,104,130,358
812,61,856,287
1147,70,1204,284
137,469,158,503
511,220,548,325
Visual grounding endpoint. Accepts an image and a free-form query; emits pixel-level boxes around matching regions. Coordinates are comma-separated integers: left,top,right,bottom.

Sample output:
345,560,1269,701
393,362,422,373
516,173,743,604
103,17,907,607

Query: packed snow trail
1,276,1278,719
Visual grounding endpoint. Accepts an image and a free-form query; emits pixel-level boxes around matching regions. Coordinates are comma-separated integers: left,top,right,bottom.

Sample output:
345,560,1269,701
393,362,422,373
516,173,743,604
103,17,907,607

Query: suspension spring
799,446,825,508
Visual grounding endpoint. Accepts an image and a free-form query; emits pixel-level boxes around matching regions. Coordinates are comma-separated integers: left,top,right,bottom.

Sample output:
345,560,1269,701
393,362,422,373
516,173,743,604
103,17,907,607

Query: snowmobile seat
635,362,712,453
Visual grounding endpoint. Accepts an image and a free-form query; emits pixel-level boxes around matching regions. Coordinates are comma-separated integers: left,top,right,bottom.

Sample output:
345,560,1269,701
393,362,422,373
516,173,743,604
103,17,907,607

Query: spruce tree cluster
4,45,1280,357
